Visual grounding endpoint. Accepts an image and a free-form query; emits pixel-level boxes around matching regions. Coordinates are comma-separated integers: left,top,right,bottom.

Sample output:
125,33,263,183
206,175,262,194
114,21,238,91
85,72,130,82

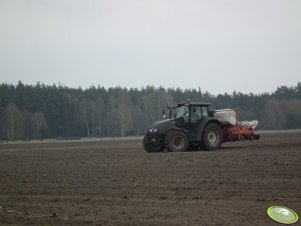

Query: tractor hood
147,118,176,135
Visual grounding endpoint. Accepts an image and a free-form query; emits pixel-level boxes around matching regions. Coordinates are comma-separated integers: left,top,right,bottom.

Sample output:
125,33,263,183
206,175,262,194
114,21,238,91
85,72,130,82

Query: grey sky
0,0,300,94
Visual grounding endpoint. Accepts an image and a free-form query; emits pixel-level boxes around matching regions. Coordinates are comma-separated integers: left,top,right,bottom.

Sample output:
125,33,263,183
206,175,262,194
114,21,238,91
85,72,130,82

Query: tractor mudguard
168,127,191,141
194,118,222,141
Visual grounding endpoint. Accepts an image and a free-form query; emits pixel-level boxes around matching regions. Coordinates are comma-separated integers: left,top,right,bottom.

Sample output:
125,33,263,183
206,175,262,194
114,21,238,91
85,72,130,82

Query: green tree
2,103,24,141
280,99,301,128
33,112,49,139
262,98,287,129
23,111,35,139
40,124,51,139
104,96,120,136
95,96,105,136
117,90,133,136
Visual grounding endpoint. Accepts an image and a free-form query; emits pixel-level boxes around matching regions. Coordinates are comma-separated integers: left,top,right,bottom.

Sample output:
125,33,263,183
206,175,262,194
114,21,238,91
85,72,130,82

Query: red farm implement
214,109,260,143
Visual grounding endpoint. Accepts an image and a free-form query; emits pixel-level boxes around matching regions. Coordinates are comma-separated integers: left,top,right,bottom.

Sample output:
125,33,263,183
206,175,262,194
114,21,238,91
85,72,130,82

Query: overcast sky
0,0,300,94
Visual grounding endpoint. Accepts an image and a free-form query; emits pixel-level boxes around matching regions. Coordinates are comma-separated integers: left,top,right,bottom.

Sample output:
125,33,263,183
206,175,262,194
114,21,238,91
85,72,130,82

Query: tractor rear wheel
165,130,190,152
202,123,223,150
143,135,165,152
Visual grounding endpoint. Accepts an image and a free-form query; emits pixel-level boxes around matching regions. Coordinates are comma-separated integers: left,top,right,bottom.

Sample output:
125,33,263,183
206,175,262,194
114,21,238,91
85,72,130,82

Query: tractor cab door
190,105,209,122
175,105,190,128
190,105,209,136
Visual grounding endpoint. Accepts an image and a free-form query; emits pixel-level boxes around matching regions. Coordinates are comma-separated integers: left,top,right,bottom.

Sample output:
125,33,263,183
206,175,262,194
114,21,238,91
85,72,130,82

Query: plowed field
0,132,301,225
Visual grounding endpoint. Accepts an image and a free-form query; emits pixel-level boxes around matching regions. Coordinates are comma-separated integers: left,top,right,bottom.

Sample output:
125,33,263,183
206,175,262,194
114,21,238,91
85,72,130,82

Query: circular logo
267,206,299,224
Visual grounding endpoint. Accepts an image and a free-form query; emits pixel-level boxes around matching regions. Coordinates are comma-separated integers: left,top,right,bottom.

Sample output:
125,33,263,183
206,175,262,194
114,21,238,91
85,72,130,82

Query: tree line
0,81,301,140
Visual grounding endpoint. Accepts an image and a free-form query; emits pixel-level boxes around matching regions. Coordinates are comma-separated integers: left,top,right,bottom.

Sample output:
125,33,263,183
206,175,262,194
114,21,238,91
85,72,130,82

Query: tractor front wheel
143,135,165,152
165,130,190,152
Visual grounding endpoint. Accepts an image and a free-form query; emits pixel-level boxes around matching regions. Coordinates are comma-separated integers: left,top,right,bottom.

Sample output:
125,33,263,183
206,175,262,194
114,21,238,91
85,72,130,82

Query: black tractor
143,101,223,152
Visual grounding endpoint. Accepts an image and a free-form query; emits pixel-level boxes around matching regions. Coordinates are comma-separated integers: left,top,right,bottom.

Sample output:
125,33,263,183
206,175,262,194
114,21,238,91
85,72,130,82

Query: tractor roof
172,101,211,108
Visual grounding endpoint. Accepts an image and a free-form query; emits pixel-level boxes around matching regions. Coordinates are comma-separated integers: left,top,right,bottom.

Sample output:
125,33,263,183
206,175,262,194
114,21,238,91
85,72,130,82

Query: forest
0,81,301,141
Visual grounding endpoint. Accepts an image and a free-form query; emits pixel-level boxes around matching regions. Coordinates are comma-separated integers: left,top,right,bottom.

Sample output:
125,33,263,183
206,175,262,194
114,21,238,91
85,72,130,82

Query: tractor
143,100,260,152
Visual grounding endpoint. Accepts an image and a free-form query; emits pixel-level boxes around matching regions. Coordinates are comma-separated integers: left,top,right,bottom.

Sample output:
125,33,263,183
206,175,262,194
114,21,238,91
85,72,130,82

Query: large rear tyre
202,123,223,150
165,130,190,152
143,135,165,152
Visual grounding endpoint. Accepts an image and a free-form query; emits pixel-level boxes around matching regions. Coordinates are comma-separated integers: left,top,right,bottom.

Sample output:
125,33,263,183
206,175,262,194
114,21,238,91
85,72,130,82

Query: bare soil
0,132,301,225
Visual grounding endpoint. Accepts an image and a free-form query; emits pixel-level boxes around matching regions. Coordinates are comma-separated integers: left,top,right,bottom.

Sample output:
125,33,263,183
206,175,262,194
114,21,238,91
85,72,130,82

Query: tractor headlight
149,128,158,133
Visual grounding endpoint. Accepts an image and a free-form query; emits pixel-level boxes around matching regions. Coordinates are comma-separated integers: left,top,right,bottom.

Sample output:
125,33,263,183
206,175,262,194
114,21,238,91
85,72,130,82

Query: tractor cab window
202,106,209,117
191,106,202,123
175,105,189,119
190,105,209,122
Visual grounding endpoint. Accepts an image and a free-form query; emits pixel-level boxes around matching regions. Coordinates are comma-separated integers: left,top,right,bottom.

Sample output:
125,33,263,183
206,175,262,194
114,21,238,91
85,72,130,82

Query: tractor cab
170,101,211,124
165,102,216,137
